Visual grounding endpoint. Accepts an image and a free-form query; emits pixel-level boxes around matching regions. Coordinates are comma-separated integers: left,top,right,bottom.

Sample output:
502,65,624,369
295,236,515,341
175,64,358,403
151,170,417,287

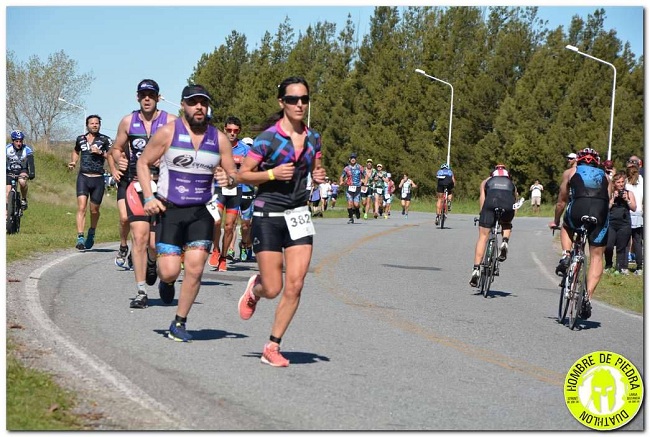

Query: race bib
206,194,221,221
375,188,383,195
222,186,237,196
284,206,315,240
360,186,368,194
348,185,358,193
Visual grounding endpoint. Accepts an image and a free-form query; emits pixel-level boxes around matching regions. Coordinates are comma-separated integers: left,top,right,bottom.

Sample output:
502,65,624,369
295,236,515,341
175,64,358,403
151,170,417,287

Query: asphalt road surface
7,212,643,430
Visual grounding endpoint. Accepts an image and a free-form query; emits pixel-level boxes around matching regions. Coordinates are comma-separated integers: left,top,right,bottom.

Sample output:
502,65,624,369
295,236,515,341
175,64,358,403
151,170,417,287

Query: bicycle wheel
557,274,570,324
6,190,17,234
567,261,583,329
440,198,446,229
481,239,494,298
569,262,586,330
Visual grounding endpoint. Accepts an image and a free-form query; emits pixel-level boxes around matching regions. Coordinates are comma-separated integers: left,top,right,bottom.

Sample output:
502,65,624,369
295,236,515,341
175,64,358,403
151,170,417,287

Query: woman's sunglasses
282,95,310,105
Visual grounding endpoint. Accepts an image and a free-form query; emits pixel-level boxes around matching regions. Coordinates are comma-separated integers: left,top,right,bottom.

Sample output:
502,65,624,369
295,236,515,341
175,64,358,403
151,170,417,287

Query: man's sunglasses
225,128,240,134
628,159,640,165
282,95,310,105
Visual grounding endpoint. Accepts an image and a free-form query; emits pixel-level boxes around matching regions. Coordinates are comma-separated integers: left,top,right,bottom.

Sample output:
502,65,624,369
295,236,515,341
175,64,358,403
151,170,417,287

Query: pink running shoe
238,274,261,320
261,342,289,367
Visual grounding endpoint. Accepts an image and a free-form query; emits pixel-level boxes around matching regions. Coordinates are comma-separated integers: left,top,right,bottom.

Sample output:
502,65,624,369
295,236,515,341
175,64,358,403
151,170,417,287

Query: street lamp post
565,44,617,161
58,97,86,134
415,68,454,166
159,95,181,108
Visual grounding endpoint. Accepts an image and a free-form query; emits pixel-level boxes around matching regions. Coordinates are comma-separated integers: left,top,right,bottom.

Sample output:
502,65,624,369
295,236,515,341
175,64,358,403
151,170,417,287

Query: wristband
143,196,156,204
268,169,275,181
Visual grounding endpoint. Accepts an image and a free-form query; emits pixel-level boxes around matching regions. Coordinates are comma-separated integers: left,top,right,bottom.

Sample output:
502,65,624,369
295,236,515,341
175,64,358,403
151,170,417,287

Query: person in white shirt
319,177,332,213
529,179,544,214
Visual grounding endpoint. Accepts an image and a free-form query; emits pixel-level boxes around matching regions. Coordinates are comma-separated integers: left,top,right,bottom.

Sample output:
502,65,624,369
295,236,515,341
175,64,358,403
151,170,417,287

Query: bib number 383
284,206,315,240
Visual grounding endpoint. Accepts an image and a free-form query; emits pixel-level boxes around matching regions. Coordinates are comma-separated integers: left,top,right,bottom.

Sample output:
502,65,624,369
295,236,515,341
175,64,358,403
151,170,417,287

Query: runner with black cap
340,153,365,224
109,79,178,309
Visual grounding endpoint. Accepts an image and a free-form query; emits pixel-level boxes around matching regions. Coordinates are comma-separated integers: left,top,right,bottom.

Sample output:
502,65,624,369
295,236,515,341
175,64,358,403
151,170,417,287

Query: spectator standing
529,179,544,215
68,115,113,250
626,159,643,275
604,171,637,275
319,177,331,214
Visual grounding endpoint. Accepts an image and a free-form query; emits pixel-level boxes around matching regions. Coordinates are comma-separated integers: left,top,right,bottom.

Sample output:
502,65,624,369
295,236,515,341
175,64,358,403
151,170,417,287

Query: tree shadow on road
381,264,441,271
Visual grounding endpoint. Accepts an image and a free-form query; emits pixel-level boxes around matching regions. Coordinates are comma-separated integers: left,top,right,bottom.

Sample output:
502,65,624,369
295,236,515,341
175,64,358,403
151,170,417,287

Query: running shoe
115,245,129,268
447,201,452,212
218,256,228,272
146,255,157,286
238,274,261,320
240,246,248,262
168,321,192,342
208,250,220,268
374,212,378,219
226,248,235,260
435,215,440,225
261,342,289,367
130,291,148,309
75,235,85,251
84,229,95,250
469,267,480,287
21,199,28,210
363,213,368,220
246,248,254,262
347,218,354,224
401,208,405,215
555,255,570,276
405,213,408,219
127,252,134,270
159,281,175,304
498,241,508,262
634,269,643,276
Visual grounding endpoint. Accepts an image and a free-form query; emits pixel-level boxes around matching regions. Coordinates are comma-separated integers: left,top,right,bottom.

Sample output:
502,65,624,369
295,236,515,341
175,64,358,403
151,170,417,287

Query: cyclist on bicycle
549,147,611,318
6,130,35,210
470,164,517,287
435,162,455,225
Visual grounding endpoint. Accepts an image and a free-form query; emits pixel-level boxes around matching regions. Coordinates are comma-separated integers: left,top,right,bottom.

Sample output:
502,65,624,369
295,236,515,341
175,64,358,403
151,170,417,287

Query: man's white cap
567,152,577,159
242,137,254,146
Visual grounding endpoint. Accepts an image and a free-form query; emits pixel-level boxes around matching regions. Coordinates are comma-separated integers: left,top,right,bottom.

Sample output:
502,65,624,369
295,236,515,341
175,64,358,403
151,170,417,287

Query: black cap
137,79,159,94
182,84,212,101
350,153,357,159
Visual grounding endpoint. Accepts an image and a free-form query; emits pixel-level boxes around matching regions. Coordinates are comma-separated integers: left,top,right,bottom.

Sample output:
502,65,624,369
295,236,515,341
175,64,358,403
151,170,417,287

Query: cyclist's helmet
10,130,25,141
491,163,510,178
576,148,600,166
440,163,450,170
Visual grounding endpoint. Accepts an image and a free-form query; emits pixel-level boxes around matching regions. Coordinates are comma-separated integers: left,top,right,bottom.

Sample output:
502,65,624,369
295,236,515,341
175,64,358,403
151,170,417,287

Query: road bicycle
552,215,597,330
439,187,449,229
473,198,524,298
6,174,23,234
474,208,503,297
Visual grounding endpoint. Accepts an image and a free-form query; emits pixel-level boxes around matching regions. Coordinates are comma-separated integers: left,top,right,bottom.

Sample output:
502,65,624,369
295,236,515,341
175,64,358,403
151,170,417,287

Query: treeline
190,6,643,199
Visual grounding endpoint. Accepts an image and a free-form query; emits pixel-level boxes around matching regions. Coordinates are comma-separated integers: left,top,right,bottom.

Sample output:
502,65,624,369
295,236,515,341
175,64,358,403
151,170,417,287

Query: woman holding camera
604,171,637,275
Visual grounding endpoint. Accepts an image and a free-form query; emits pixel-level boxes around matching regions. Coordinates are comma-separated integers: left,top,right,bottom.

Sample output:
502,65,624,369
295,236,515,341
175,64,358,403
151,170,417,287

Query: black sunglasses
282,95,310,105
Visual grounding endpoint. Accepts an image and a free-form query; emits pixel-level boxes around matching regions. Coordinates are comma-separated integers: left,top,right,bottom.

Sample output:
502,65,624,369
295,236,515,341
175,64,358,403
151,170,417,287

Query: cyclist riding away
6,130,35,211
470,164,517,287
549,148,611,319
435,162,455,225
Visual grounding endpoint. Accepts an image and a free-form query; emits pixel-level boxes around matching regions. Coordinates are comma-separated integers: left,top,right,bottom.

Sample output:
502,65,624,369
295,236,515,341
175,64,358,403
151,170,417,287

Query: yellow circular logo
564,351,643,430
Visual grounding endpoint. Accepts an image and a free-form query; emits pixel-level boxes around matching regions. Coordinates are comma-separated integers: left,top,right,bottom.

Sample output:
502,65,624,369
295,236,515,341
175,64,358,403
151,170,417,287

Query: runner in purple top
138,84,237,342
109,79,178,309
235,76,326,367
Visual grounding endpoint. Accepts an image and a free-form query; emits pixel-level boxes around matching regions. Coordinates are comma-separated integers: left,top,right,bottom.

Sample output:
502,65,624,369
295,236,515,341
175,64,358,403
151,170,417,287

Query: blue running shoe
168,321,192,342
84,229,95,249
246,248,255,262
159,281,175,305
76,235,85,251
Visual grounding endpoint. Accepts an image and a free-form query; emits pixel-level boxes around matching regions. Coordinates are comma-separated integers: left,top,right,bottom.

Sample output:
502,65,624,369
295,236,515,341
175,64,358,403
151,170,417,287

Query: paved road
7,212,643,430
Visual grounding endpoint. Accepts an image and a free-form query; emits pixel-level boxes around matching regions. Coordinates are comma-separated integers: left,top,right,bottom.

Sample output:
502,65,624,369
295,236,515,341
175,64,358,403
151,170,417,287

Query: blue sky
5,4,645,139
